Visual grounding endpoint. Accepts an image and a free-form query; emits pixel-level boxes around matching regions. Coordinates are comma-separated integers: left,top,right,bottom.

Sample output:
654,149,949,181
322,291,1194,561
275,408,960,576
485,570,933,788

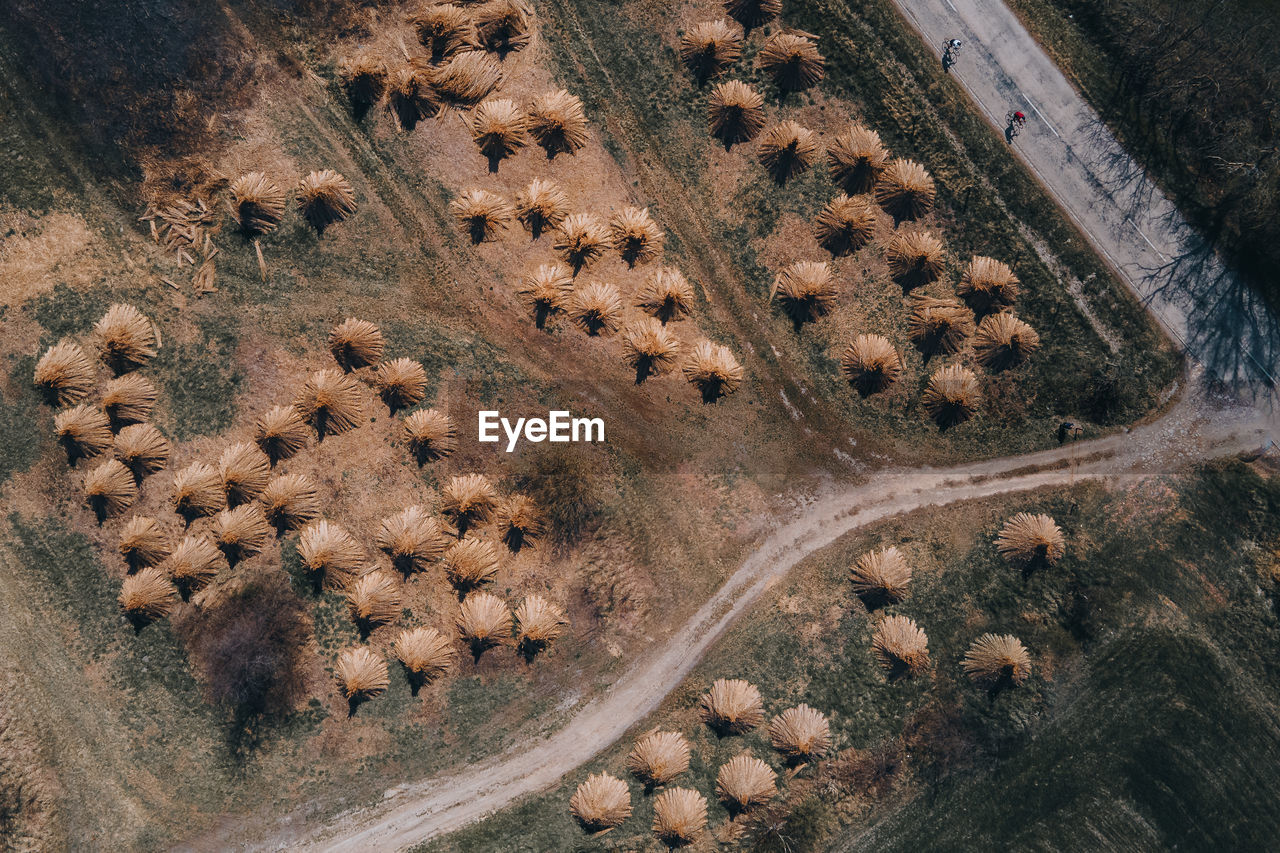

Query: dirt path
221,4,1280,848
242,388,1270,852
891,0,1278,390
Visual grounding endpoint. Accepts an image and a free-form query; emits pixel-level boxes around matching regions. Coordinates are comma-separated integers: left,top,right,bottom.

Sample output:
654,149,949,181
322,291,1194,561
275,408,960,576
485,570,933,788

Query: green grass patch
421,461,1280,852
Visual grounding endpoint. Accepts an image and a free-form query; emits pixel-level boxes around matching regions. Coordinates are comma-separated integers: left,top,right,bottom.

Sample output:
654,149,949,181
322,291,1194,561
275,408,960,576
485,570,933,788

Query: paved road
894,0,1278,392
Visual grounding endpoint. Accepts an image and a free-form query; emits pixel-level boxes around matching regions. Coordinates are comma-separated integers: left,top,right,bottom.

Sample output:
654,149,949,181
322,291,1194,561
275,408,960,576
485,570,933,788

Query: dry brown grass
473,0,530,56
372,358,429,413
450,188,514,243
758,32,825,91
431,50,503,106
680,19,743,82
517,262,574,327
839,334,903,397
389,63,440,131
338,53,388,120
328,317,385,372
849,546,911,607
636,266,695,324
297,170,357,235
700,678,764,735
299,519,365,590
346,570,402,635
395,626,455,690
872,614,930,677
211,504,271,566
53,404,113,465
876,158,936,222
403,408,458,464
117,516,170,571
161,535,227,599
293,369,366,439
652,787,707,848
514,179,569,239
995,512,1065,569
553,213,611,273
471,97,528,167
907,297,974,357
218,442,272,506
34,341,96,406
962,633,1032,687
113,423,170,481
443,536,501,592
440,472,497,533
101,374,157,429
772,260,837,326
973,313,1040,371
377,505,447,575
757,120,819,185
494,494,541,552
569,281,624,336
93,304,159,375
609,206,663,267
814,193,877,256
683,340,743,402
514,594,567,658
724,0,781,30
229,172,287,236
172,461,225,523
626,730,691,787
887,228,947,290
259,473,321,533
768,704,831,761
456,591,512,656
827,123,889,194
335,646,390,710
715,754,776,814
84,458,138,521
118,567,178,627
527,89,589,157
707,80,766,148
412,4,476,62
570,773,632,832
255,405,311,464
621,318,681,383
922,364,981,429
958,256,1020,314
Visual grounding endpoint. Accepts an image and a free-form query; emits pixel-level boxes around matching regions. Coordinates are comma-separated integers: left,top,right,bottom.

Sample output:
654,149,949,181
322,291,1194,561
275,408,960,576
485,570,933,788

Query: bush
512,446,602,546
178,575,310,721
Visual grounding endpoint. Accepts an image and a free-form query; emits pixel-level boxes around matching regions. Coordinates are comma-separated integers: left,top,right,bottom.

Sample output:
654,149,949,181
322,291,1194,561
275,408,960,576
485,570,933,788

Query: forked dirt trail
257,389,1271,852
225,1,1280,847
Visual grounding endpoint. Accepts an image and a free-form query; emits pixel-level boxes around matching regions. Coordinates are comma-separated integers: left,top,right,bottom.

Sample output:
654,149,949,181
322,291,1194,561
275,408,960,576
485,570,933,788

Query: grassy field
421,459,1280,851
534,0,1179,457
0,0,1190,846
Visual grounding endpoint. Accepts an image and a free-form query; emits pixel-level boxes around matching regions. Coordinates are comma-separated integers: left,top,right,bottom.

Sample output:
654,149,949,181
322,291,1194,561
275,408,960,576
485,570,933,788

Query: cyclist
1006,110,1027,137
943,38,962,68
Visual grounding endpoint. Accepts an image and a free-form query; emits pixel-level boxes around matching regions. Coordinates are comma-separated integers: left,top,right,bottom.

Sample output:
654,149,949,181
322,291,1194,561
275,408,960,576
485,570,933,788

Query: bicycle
942,38,961,70
1005,110,1027,139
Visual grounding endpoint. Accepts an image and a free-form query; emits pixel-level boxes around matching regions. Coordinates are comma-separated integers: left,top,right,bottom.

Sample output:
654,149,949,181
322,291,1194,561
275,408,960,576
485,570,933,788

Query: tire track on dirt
243,393,1270,851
